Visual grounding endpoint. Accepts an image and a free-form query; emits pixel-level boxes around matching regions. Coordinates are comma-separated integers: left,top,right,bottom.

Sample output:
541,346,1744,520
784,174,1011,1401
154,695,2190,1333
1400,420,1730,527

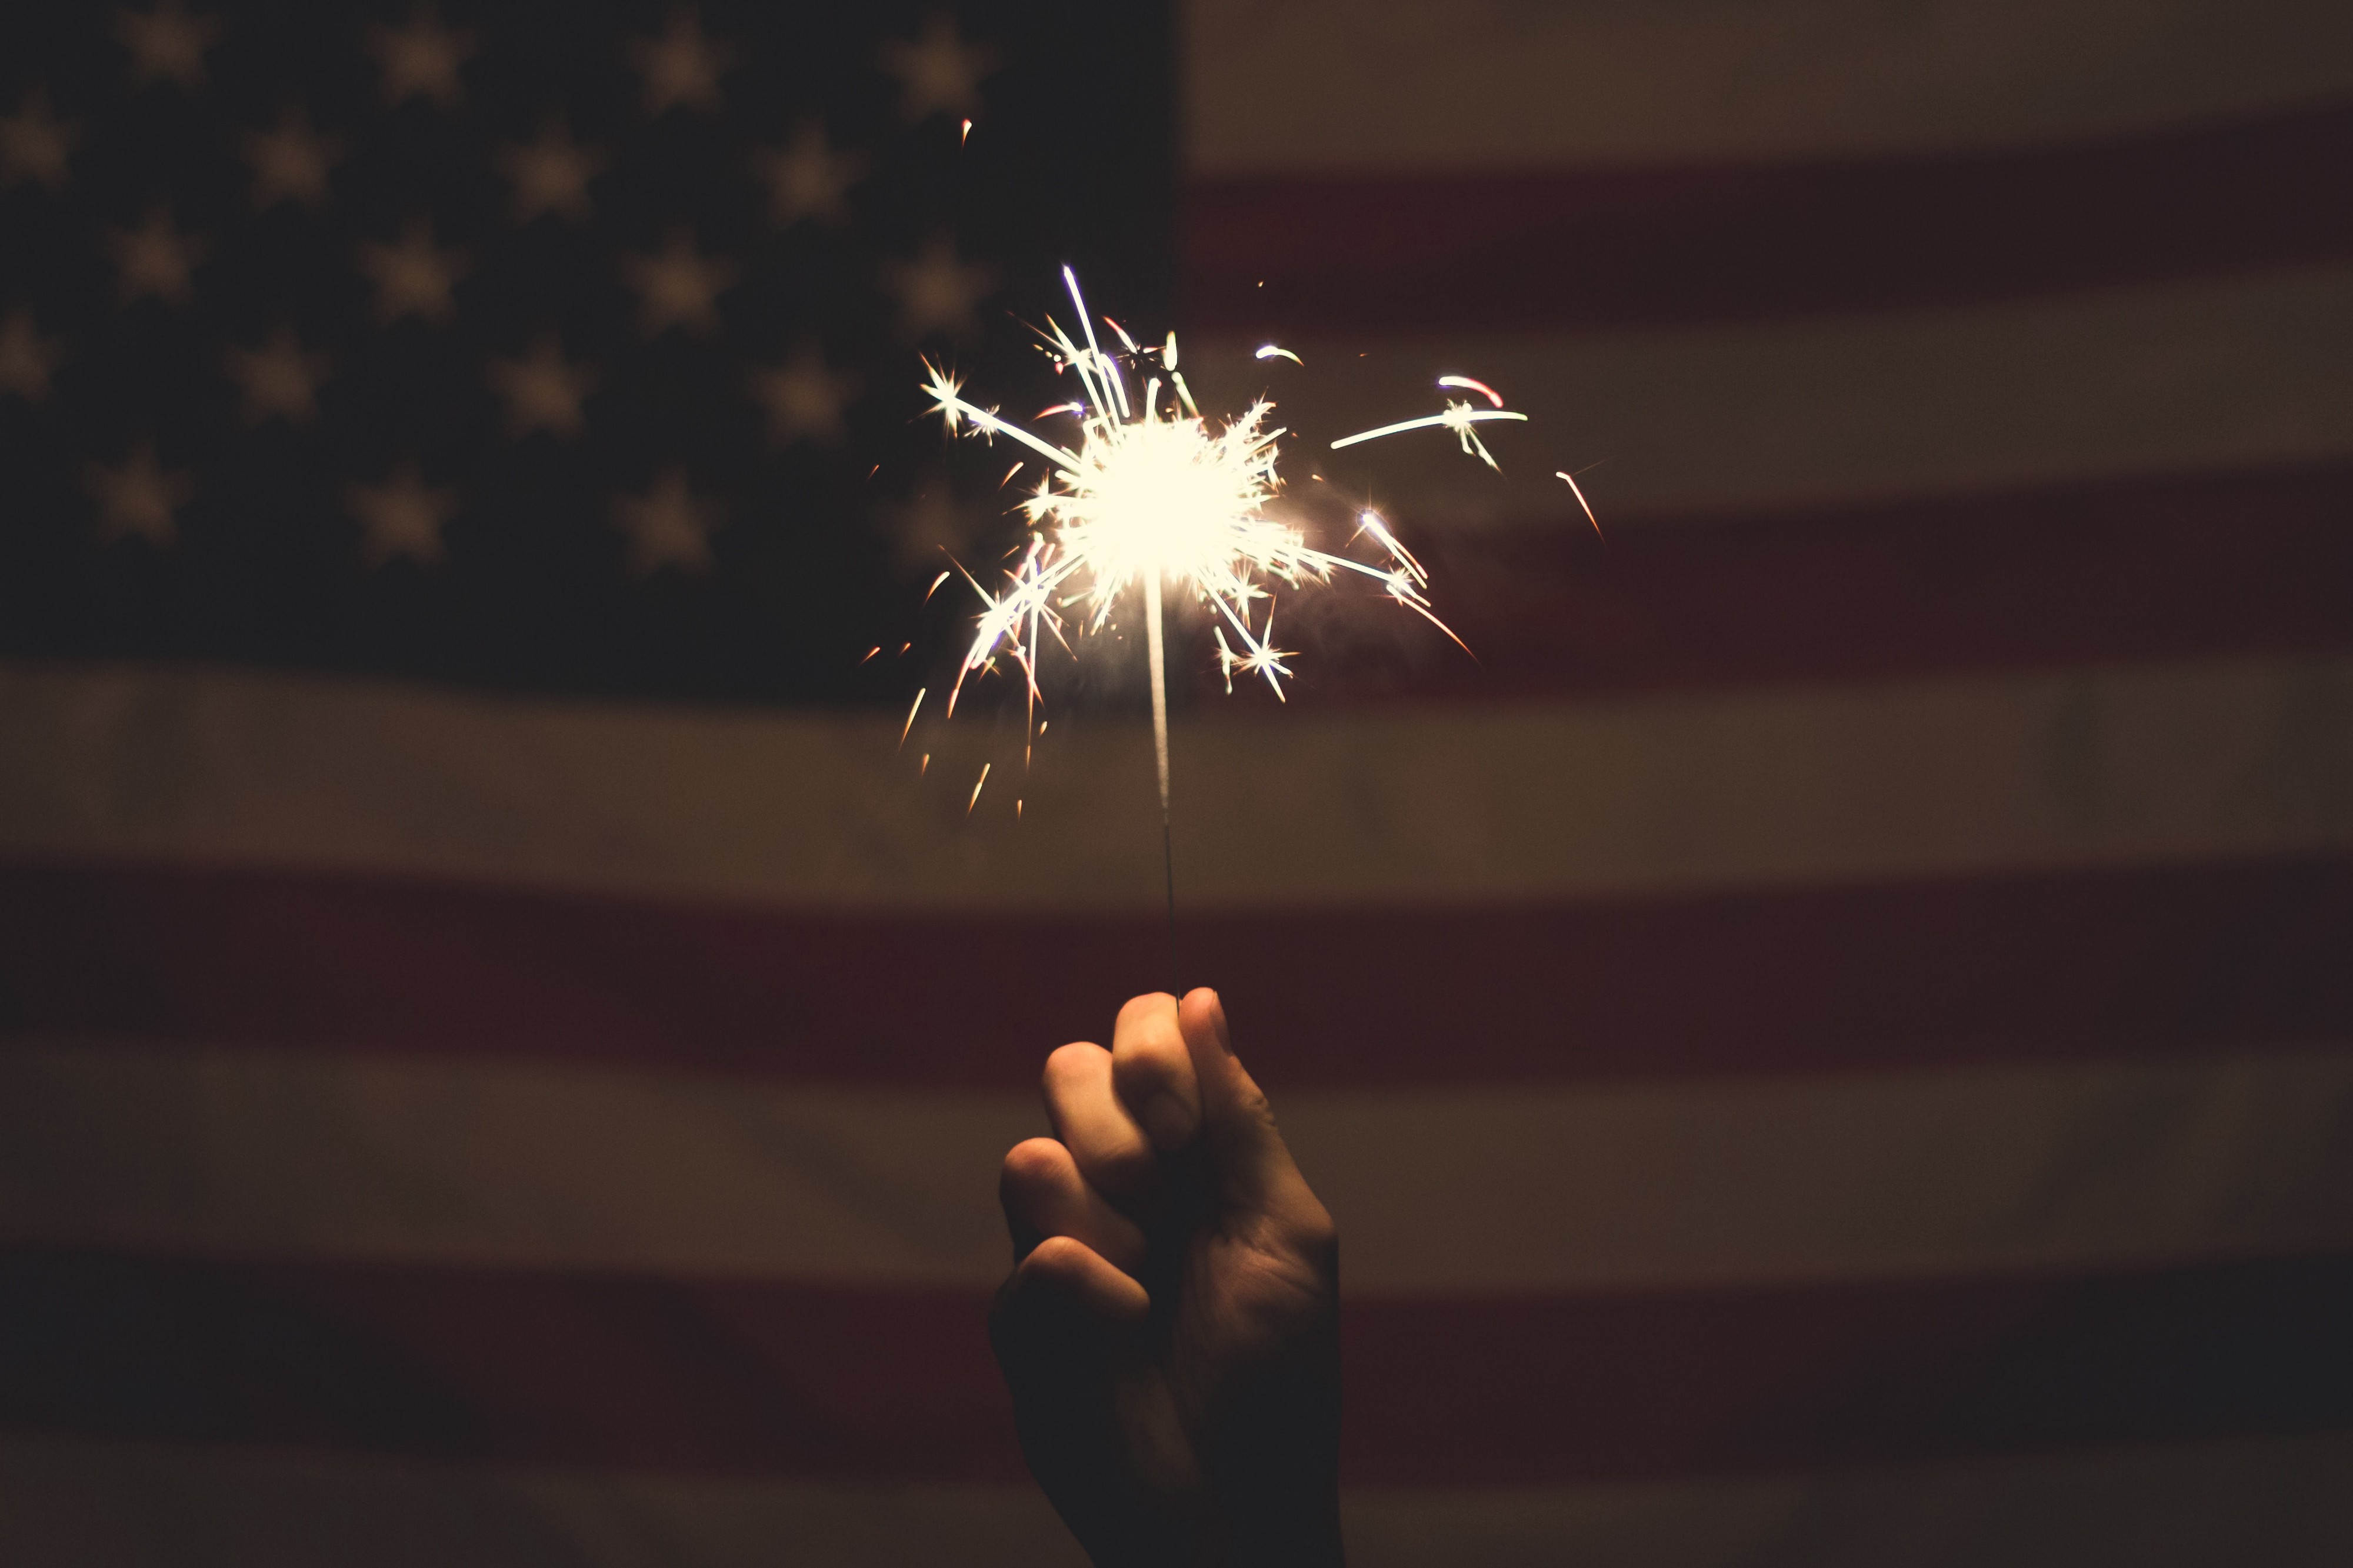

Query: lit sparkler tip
1255,344,1303,366
919,268,1491,740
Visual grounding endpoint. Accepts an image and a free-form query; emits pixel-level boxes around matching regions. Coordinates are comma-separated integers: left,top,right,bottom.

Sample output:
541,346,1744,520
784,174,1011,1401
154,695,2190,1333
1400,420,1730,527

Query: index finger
1111,991,1202,1153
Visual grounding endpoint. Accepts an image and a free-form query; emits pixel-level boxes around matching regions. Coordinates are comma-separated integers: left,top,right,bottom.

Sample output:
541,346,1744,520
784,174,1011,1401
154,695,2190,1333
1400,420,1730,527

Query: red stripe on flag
1343,1254,2353,1485
0,1247,1018,1482
2,856,2345,1088
1186,98,2353,333
1222,464,2353,705
6,1246,2349,1484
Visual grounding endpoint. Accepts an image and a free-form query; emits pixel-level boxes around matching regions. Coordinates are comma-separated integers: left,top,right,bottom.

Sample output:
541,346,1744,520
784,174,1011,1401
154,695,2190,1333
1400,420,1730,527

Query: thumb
1176,987,1314,1214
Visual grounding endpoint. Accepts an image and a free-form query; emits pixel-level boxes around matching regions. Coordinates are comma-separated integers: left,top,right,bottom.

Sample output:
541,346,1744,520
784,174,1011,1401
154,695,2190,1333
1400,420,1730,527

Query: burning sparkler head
1019,399,1288,610
918,268,1521,719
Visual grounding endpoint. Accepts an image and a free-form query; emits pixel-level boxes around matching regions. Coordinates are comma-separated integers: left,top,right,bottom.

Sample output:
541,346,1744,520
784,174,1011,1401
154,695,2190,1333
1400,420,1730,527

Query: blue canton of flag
0,0,1175,704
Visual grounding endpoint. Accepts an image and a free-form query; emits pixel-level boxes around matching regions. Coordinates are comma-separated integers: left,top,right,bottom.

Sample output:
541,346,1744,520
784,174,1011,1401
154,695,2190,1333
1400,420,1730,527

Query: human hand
990,987,1343,1567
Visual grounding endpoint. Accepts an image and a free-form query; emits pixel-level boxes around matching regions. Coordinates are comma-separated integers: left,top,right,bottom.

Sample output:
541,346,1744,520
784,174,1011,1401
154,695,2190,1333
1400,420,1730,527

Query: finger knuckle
1116,991,1175,1028
999,1137,1070,1199
1081,1139,1155,1195
1111,1033,1184,1093
1041,1040,1105,1092
1292,1203,1340,1263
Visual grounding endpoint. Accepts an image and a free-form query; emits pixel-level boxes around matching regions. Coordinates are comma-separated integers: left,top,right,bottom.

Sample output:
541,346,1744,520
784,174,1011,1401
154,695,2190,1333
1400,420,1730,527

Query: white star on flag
486,335,598,440
223,323,331,427
112,0,224,92
241,102,344,211
625,5,737,118
619,230,739,338
2,86,81,192
356,217,469,326
749,347,856,446
612,470,718,575
365,3,475,110
879,12,999,122
882,235,993,341
750,121,866,228
0,307,66,403
105,202,207,307
84,436,196,546
348,459,458,566
495,115,606,225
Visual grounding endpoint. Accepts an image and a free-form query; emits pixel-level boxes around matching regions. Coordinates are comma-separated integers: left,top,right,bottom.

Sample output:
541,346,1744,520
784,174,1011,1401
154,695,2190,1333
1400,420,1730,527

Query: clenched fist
990,988,1344,1567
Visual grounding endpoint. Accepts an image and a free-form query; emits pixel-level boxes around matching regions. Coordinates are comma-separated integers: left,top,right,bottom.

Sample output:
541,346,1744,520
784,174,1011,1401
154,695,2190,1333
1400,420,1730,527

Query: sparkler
920,267,1527,978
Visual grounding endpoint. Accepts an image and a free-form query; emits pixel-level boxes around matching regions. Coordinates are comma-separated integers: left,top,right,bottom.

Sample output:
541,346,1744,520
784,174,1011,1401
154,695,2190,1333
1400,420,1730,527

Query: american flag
4,1,2351,1563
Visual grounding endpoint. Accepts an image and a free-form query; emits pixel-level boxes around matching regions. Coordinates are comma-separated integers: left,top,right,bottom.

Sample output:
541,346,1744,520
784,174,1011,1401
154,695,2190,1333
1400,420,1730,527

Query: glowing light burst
920,267,1525,866
926,269,1507,700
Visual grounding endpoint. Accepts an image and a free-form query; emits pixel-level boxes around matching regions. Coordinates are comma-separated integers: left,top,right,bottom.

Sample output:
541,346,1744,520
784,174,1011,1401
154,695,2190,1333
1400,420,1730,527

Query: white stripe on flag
1181,264,2353,522
2,658,2345,910
1185,0,2353,169
8,1041,2350,1291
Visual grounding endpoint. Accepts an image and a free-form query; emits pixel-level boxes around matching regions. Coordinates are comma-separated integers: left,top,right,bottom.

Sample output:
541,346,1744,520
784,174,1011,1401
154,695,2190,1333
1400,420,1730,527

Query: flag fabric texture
4,2,2352,1564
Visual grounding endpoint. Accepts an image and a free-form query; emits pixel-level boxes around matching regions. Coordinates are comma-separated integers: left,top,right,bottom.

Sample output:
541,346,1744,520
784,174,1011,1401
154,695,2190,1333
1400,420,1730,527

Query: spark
960,118,973,145
860,645,880,664
1354,509,1426,586
1437,374,1504,408
968,762,989,811
925,571,951,601
1557,469,1604,539
901,687,925,746
919,752,930,775
1331,402,1528,470
1255,344,1302,365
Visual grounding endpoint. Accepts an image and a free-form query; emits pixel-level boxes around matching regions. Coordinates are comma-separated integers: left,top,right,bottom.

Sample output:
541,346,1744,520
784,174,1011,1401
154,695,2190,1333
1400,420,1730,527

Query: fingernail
1142,1091,1196,1150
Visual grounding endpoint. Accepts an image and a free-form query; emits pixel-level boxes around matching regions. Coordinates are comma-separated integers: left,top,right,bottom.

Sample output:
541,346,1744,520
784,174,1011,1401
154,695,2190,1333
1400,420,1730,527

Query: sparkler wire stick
1144,568,1178,992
